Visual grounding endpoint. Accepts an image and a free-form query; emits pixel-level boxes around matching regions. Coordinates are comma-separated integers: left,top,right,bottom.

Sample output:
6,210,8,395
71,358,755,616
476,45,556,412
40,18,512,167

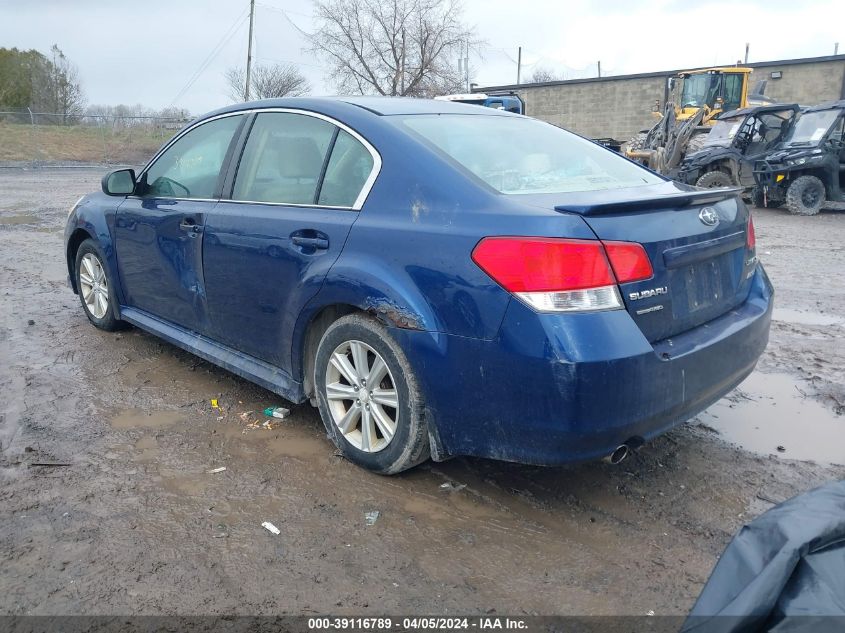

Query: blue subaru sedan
64,97,772,474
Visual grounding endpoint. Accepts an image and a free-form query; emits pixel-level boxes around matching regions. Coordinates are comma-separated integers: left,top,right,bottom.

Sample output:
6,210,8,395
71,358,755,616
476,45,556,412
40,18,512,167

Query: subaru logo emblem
699,207,719,226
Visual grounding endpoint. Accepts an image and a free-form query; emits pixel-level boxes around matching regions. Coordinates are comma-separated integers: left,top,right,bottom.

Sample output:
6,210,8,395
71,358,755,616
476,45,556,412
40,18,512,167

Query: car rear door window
143,115,243,199
233,112,336,205
317,129,374,207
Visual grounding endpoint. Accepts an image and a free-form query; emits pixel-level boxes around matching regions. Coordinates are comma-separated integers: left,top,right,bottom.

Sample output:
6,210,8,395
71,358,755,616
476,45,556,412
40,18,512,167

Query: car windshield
783,110,841,146
702,116,745,147
397,114,662,194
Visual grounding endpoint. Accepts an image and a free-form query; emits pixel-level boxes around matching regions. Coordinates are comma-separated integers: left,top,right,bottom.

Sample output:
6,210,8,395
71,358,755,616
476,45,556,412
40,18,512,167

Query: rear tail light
603,241,653,284
471,237,653,313
746,214,756,251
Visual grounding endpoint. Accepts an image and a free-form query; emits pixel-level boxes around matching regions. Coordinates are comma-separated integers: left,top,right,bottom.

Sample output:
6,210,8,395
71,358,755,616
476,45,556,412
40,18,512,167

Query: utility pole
744,42,749,64
245,0,255,100
836,42,840,55
399,27,406,95
597,60,601,78
464,41,470,92
516,46,522,85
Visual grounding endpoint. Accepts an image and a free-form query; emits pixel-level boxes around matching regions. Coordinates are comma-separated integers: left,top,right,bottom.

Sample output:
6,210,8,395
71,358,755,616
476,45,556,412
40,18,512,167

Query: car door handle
291,236,329,249
179,219,203,234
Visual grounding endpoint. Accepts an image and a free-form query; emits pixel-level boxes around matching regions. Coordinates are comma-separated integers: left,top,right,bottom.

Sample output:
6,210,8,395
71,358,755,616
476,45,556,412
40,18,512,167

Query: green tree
0,47,52,109
0,45,85,121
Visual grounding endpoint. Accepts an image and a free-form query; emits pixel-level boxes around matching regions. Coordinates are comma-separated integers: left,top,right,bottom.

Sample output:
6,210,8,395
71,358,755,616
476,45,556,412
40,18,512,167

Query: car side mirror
102,169,136,196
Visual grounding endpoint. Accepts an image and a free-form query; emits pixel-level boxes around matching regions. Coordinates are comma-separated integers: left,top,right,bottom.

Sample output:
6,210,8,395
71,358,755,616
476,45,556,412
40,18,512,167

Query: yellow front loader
626,67,771,174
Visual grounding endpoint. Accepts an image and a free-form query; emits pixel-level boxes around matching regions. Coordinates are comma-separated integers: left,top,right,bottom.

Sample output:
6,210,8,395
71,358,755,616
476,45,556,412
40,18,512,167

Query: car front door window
144,115,244,199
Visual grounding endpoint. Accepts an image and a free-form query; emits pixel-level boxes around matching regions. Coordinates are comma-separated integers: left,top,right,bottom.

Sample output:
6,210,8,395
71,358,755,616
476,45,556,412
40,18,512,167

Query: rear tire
314,314,429,474
785,175,825,216
695,171,734,189
74,239,125,332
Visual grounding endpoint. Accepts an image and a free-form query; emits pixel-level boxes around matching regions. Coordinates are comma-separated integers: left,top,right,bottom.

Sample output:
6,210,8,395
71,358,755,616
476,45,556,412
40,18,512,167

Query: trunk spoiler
554,187,742,216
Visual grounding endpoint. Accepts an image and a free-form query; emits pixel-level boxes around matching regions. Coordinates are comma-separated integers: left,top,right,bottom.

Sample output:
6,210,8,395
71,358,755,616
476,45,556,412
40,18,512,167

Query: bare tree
309,0,477,97
530,67,561,84
224,63,310,102
49,45,85,123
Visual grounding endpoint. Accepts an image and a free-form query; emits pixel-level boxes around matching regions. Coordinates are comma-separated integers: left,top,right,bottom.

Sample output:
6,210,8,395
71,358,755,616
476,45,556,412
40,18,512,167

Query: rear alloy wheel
695,171,735,189
785,175,825,216
75,238,124,331
326,339,398,453
315,314,429,474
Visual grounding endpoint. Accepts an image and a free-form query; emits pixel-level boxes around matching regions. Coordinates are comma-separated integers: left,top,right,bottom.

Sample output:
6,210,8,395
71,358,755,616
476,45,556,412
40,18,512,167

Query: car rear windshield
397,114,662,194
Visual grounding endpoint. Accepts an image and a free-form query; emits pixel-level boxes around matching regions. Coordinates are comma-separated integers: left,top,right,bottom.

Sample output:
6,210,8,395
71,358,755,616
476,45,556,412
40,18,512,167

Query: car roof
332,96,514,115
803,99,845,113
718,103,800,119
200,96,513,120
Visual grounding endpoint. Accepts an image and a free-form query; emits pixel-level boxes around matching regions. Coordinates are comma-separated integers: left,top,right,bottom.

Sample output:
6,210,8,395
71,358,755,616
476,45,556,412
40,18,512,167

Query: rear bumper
392,266,773,465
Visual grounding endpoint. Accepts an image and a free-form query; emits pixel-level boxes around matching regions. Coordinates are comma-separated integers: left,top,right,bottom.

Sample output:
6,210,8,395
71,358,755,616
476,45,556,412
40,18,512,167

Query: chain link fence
0,108,188,167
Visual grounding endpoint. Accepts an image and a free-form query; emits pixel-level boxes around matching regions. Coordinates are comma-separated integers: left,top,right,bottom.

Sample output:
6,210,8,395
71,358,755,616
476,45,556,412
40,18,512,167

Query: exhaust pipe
603,444,630,465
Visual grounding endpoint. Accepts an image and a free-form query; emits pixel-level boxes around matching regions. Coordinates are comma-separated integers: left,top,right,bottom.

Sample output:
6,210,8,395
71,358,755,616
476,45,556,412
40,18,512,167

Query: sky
1,0,842,115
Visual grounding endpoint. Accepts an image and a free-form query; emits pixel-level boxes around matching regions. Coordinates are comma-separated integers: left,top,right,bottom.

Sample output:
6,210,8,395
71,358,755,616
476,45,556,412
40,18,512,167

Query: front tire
695,171,734,189
314,314,429,474
785,175,825,216
75,238,124,331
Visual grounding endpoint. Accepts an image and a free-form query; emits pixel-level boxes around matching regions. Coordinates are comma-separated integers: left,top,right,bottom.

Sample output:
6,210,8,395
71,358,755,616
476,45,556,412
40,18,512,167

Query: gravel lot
1,168,843,616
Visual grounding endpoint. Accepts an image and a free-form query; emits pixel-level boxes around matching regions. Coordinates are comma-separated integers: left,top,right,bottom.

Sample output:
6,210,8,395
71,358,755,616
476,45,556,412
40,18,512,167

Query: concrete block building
477,54,845,143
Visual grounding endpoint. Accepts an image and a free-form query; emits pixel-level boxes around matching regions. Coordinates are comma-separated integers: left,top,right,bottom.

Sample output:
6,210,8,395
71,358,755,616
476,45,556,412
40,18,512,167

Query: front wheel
314,314,429,474
75,238,125,331
785,175,825,216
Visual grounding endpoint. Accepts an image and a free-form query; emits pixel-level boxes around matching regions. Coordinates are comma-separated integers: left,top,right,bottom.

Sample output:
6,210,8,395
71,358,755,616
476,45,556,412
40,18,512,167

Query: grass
0,122,178,165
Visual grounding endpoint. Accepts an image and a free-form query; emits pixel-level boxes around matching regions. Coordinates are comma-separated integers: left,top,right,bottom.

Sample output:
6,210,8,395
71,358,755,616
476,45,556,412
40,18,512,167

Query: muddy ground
1,168,843,617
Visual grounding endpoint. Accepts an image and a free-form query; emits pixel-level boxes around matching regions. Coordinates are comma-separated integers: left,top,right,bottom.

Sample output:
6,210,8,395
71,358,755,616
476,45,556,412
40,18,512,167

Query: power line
255,1,312,19
169,5,250,105
255,2,312,37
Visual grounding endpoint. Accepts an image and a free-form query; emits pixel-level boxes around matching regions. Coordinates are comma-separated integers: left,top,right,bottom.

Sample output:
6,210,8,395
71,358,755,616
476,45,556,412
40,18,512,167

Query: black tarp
683,479,845,633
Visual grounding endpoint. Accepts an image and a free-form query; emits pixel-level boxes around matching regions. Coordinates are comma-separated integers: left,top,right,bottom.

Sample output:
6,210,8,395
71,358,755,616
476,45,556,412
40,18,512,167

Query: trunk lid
527,183,756,342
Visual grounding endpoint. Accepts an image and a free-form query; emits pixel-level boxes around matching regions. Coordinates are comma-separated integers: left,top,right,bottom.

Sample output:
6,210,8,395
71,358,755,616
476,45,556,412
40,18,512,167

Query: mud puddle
110,408,186,429
698,371,844,464
0,214,40,226
773,308,843,327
